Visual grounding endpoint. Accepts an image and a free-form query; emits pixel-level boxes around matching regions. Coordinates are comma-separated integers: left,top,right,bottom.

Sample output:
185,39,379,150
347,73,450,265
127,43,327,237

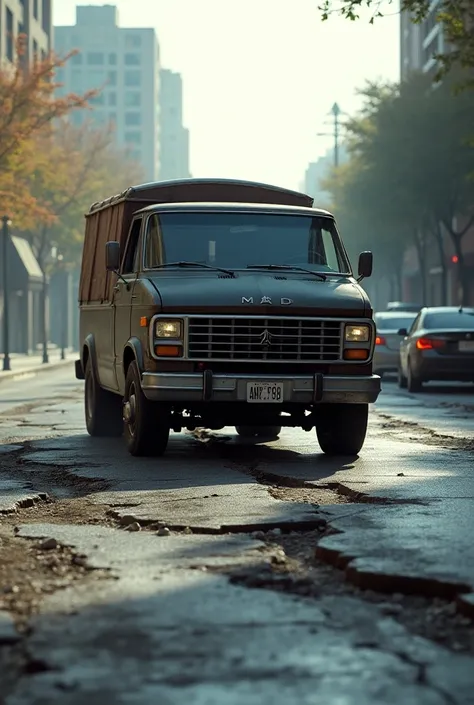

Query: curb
0,358,75,385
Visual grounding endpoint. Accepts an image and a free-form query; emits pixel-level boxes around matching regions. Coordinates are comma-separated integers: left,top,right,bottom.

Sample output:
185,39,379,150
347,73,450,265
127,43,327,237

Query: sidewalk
0,350,76,385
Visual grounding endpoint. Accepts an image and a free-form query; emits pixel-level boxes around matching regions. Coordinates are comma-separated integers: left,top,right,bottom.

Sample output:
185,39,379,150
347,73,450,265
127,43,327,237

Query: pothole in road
219,529,474,656
0,503,113,633
375,414,474,452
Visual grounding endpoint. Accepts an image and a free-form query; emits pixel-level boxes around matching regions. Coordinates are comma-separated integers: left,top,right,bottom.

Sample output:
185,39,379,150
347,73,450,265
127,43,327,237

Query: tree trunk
433,221,448,305
413,231,427,305
443,218,472,307
453,236,470,306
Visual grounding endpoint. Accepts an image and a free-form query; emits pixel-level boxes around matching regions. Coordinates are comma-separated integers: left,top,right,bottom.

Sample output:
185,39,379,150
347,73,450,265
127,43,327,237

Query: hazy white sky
53,1,400,190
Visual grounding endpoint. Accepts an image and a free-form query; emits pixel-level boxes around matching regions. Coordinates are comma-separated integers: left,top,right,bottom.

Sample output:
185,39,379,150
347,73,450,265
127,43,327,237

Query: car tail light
375,336,386,345
416,337,445,350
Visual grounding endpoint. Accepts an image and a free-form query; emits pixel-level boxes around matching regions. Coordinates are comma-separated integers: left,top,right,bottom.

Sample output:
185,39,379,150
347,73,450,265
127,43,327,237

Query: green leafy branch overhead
318,1,474,84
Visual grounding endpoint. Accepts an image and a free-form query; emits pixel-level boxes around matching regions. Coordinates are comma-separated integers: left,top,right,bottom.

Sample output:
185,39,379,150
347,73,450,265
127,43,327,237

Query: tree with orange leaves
0,35,98,228
23,118,145,272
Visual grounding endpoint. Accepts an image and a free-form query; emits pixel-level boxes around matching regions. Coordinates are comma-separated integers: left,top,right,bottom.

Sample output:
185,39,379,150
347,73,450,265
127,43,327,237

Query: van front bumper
141,372,381,404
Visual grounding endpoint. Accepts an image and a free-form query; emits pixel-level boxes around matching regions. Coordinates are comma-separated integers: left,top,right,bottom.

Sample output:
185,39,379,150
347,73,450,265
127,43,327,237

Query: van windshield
144,211,350,274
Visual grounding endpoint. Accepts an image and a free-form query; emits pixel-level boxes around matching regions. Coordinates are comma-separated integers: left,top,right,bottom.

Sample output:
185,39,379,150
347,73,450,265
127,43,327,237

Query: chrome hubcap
123,386,137,433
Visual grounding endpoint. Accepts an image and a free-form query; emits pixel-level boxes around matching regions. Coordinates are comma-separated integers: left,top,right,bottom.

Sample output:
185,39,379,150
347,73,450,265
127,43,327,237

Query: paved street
0,367,473,703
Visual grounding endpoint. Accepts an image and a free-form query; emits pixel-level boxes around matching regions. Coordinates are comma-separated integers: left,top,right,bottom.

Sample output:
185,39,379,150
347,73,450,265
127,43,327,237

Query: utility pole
317,102,345,168
2,215,11,371
332,102,340,168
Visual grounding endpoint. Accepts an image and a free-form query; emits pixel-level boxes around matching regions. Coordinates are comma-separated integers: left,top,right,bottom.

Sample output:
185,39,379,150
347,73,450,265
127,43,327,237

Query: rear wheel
397,365,407,388
235,425,282,438
84,359,123,437
123,361,170,457
316,404,368,456
407,360,422,393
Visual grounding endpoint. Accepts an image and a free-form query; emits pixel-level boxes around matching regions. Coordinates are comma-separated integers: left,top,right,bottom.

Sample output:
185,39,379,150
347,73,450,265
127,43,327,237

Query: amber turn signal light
343,349,369,361
155,345,182,357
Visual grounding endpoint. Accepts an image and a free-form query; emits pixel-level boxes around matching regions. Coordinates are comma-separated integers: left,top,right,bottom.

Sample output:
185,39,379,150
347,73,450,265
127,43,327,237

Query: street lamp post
2,215,11,372
41,266,49,364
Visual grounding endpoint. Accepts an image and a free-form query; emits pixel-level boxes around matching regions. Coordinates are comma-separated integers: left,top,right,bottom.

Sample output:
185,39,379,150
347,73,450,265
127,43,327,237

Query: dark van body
76,178,380,457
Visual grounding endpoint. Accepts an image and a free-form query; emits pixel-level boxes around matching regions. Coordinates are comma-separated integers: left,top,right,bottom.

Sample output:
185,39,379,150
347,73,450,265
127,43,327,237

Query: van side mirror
357,251,373,281
106,241,120,272
398,328,408,337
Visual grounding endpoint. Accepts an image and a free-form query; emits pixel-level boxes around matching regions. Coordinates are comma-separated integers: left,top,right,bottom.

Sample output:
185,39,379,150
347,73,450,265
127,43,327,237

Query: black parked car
398,306,474,391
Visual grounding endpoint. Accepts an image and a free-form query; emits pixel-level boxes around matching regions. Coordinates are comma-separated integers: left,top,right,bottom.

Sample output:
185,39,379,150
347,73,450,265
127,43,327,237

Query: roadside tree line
0,36,144,276
322,67,474,306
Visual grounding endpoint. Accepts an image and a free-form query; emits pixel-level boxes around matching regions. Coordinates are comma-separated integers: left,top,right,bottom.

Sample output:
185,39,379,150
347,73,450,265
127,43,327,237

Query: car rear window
375,314,417,331
424,311,474,330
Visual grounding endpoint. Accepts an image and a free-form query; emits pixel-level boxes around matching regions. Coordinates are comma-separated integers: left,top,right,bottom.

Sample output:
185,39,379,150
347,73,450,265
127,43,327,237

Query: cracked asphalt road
0,367,473,703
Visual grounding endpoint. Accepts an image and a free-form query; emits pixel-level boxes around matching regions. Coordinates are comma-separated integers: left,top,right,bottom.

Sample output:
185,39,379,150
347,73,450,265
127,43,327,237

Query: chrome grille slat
188,317,343,362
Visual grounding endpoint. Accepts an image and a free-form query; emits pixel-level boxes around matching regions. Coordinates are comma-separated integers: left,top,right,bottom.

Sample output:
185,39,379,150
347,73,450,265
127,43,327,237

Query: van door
113,216,142,391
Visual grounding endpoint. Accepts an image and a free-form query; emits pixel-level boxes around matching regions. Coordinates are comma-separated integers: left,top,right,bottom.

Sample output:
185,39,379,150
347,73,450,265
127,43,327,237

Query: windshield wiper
246,264,326,281
153,261,235,277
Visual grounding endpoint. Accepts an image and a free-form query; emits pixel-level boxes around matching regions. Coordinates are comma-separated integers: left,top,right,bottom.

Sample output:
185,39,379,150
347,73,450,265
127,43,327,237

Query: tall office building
0,0,52,64
400,0,446,78
54,5,160,181
159,68,190,180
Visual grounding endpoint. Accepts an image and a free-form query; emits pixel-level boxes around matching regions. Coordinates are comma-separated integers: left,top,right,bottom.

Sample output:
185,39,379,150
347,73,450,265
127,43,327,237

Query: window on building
125,112,141,126
108,92,117,106
108,113,117,126
125,71,141,87
71,70,83,92
71,52,83,65
6,9,14,61
90,94,105,106
107,71,117,85
125,132,141,144
87,52,105,65
33,39,39,61
125,34,142,49
33,0,39,19
109,53,117,65
125,91,141,107
42,0,49,32
124,53,141,66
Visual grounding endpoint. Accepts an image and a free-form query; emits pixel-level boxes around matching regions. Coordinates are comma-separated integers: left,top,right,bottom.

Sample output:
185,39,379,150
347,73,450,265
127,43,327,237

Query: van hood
148,272,368,317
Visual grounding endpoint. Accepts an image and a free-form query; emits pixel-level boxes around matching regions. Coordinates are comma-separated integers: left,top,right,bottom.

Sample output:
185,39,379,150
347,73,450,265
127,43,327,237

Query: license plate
459,340,474,352
246,382,284,403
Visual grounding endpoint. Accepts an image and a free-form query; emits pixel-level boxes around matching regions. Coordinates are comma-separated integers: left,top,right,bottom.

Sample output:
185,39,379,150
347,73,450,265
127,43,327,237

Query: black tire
235,425,282,438
397,365,407,389
84,359,123,437
316,404,368,456
407,360,422,393
123,361,170,457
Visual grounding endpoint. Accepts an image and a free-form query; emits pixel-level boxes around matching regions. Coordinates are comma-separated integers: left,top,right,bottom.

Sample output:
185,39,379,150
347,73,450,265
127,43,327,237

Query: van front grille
187,317,342,362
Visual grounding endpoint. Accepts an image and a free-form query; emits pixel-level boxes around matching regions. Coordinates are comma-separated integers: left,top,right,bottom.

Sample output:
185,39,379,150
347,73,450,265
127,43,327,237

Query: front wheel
397,365,407,389
235,425,282,438
123,361,170,456
316,404,368,456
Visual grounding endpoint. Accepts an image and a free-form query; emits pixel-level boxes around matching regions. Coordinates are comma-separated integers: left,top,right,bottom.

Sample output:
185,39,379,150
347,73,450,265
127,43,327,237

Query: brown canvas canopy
79,178,314,304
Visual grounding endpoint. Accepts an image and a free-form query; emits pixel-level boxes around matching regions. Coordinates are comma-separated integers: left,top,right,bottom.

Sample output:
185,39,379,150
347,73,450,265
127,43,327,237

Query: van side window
144,214,164,268
122,218,142,273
